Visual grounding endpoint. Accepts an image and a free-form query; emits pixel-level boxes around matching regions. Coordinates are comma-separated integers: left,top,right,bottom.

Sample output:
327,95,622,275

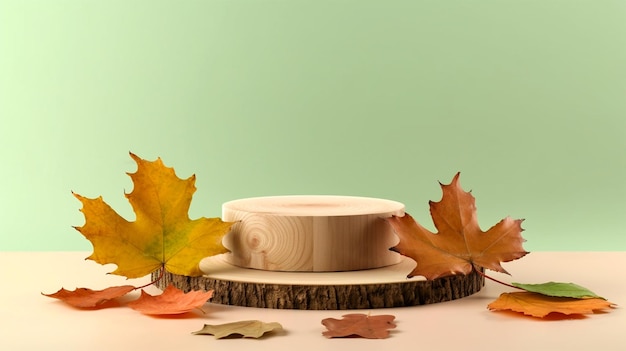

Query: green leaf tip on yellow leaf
512,281,604,299
73,153,234,279
192,320,284,339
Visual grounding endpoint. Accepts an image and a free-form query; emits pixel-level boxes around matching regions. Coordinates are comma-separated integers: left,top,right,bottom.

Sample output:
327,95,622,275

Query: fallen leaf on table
192,320,284,339
321,313,396,339
43,285,135,308
386,172,527,279
512,281,604,299
73,152,233,278
487,292,615,318
127,284,213,315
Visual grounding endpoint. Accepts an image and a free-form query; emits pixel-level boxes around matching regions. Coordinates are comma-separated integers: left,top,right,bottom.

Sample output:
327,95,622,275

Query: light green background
1,0,624,251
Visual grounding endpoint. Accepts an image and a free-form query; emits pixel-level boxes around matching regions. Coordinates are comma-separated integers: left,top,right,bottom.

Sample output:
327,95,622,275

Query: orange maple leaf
386,172,528,279
487,292,616,318
73,153,233,278
321,313,396,339
43,285,136,308
127,285,214,315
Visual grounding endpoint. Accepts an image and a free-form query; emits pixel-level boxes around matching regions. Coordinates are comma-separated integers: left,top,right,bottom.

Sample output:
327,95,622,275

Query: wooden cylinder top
222,195,405,272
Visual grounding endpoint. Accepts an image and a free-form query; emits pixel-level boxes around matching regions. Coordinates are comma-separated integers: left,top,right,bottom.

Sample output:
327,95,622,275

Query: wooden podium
155,196,483,309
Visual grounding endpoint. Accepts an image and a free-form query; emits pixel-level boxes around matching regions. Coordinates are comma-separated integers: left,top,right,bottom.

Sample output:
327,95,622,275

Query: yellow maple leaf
73,153,233,278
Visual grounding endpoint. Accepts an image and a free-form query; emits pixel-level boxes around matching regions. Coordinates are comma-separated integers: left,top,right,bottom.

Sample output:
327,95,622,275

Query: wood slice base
154,255,484,310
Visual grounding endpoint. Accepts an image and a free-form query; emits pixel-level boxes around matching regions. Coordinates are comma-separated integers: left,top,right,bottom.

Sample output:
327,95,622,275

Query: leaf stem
474,267,525,291
134,265,165,290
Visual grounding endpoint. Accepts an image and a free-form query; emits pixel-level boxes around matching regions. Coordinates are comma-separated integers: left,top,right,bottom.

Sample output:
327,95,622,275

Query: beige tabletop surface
0,251,623,351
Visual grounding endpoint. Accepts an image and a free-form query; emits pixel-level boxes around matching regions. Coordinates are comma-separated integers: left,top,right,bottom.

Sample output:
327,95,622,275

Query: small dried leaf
42,285,135,308
488,292,615,318
127,285,213,315
322,313,396,339
192,320,283,339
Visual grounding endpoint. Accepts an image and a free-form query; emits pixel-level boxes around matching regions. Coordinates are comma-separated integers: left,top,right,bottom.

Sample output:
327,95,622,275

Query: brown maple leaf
386,172,528,279
487,292,616,318
43,285,135,308
127,284,214,315
321,313,396,339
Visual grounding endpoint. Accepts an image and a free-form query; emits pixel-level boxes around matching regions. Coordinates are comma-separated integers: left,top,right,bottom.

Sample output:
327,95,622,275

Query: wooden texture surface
154,255,485,309
221,195,405,272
